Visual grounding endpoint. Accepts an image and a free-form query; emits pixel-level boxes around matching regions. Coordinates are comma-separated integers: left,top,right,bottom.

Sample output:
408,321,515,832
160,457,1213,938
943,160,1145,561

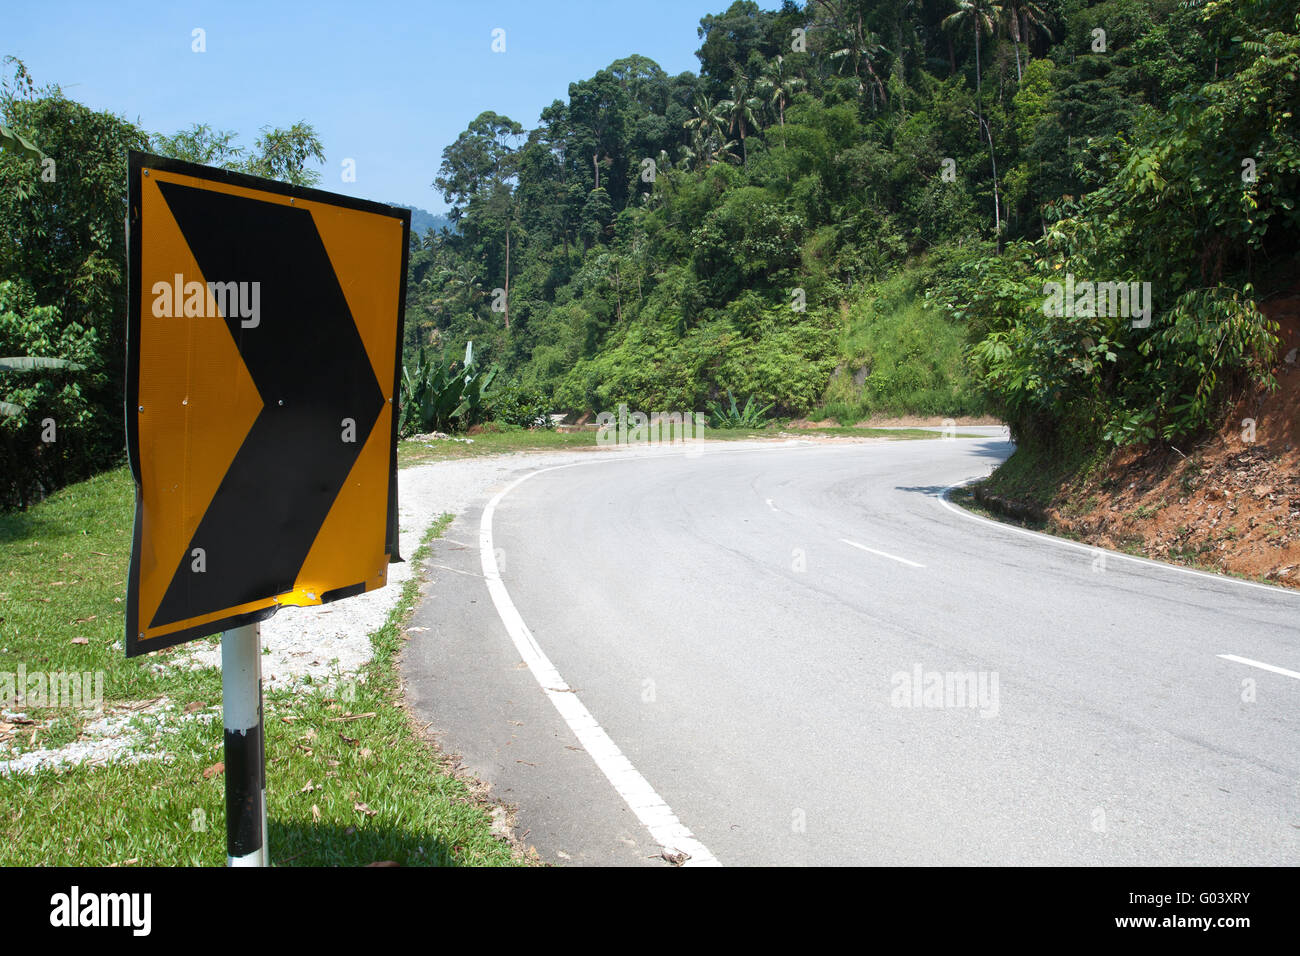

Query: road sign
125,151,410,657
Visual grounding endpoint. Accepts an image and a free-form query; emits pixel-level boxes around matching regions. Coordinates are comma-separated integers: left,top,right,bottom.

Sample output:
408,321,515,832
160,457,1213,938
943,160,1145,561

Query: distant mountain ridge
391,204,453,237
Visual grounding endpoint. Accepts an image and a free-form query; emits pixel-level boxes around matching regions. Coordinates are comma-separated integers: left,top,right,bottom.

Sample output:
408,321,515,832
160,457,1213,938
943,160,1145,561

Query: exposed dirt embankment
1038,293,1300,587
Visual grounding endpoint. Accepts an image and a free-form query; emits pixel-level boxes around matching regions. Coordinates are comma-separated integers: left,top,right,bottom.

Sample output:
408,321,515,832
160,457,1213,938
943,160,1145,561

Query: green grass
398,427,599,466
979,439,1107,511
0,471,527,866
811,266,987,424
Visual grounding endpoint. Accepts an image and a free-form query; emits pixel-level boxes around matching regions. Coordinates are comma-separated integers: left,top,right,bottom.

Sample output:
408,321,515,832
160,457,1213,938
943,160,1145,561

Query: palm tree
710,135,742,167
443,261,484,316
717,73,763,164
756,55,806,149
942,0,1002,123
684,94,727,147
811,1,890,109
828,30,890,110
1002,0,1053,84
683,128,741,171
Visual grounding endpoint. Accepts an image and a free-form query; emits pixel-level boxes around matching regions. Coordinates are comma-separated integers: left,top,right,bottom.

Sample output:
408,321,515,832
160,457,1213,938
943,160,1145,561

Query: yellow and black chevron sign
124,151,410,657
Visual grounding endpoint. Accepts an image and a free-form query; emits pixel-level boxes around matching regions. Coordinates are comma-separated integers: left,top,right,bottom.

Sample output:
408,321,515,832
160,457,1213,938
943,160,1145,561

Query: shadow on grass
0,507,43,544
269,821,464,867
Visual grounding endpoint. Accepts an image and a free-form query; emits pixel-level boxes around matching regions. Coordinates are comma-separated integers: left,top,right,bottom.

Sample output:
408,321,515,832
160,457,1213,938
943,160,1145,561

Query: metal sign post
221,623,267,866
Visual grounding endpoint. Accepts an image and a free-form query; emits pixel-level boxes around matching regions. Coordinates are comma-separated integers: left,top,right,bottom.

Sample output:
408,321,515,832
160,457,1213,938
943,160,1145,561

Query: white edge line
938,476,1300,600
839,538,926,568
1217,654,1300,681
479,461,721,867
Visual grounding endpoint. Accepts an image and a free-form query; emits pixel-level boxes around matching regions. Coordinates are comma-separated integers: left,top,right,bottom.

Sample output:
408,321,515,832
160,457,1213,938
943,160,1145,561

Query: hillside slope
987,292,1300,587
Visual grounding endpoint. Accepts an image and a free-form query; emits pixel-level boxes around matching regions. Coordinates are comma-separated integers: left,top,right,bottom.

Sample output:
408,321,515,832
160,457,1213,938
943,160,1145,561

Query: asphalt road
403,434,1300,866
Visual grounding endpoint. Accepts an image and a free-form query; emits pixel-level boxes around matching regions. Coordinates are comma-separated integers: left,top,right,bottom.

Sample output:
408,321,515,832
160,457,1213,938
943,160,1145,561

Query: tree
1001,0,1052,85
1,64,148,480
696,1,778,93
152,121,327,185
811,0,890,109
718,72,763,163
942,0,1001,124
243,122,325,186
0,280,95,509
0,56,44,188
434,111,523,218
757,54,806,148
579,187,614,249
151,123,244,167
1,356,85,418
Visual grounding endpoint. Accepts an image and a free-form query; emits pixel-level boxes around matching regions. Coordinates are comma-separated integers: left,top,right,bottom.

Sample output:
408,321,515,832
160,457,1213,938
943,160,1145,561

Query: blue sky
7,0,728,214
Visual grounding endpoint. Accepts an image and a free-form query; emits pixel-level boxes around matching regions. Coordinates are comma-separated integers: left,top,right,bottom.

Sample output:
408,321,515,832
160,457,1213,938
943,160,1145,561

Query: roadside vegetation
402,0,1295,474
0,472,528,865
5,2,1295,514
812,262,985,423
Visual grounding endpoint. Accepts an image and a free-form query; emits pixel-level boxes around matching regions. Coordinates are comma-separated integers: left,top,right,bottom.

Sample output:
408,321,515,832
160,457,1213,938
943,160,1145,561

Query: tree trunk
981,115,1002,253
503,223,510,330
614,266,622,322
780,99,789,182
1012,17,1023,85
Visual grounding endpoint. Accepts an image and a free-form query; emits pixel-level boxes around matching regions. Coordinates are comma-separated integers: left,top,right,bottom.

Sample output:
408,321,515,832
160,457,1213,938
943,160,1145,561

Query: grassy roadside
0,470,526,866
811,265,986,423
974,441,1107,511
397,423,960,467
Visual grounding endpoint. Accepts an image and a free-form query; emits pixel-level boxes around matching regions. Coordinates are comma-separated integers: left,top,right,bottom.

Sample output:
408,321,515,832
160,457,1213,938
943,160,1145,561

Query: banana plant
1,356,85,418
398,340,499,435
1,124,45,199
0,124,43,163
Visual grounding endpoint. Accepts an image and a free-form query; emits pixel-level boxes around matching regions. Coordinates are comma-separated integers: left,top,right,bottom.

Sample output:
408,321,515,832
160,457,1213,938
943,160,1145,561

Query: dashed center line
1217,654,1300,681
839,538,926,568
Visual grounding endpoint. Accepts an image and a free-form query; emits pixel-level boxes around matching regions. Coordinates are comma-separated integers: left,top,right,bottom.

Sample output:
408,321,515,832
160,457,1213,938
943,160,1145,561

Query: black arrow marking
150,182,384,629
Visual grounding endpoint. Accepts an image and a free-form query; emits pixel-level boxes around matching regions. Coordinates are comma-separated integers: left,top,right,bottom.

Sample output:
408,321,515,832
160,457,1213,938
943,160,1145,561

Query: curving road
403,434,1300,866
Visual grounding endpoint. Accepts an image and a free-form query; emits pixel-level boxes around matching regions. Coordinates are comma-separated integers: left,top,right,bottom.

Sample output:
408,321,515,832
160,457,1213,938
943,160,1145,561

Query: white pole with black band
221,622,267,866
